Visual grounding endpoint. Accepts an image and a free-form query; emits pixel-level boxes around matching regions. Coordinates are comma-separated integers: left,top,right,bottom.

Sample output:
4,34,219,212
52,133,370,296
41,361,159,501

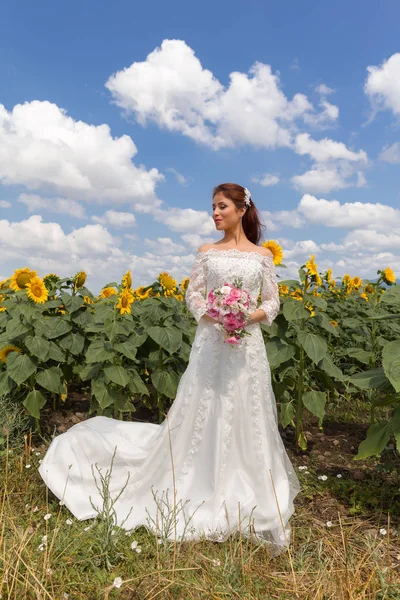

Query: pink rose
208,307,220,319
208,291,216,303
225,335,241,345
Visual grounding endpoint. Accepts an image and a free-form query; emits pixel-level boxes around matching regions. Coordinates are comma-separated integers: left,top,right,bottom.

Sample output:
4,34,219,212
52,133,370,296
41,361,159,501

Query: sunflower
364,284,374,295
26,276,49,304
180,277,190,291
135,286,152,300
10,267,37,291
0,345,21,363
116,289,134,315
100,287,118,299
305,255,318,277
330,320,339,327
83,296,92,304
291,289,303,301
74,271,87,289
158,272,177,293
174,293,184,301
351,276,362,289
261,240,284,266
305,302,315,317
122,270,132,290
279,284,289,296
325,268,332,283
381,267,396,285
0,279,10,290
329,279,337,288
360,292,369,302
342,274,351,286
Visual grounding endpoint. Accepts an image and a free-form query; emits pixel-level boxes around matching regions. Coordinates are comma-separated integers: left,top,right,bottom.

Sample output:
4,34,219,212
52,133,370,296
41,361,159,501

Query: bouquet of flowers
206,277,252,346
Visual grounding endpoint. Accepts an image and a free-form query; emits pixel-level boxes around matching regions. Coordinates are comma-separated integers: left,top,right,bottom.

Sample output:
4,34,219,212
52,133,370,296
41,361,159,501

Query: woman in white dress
39,183,300,551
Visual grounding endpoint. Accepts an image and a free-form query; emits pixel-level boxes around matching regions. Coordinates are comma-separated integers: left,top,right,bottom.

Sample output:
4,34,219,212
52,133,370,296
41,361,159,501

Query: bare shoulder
198,243,218,253
257,246,273,258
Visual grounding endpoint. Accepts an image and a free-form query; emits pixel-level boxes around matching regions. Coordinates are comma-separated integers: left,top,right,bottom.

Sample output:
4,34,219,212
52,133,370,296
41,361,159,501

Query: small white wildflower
38,543,45,552
25,503,30,508
46,568,53,576
298,466,308,471
42,535,47,543
25,464,31,469
318,475,328,481
212,558,221,566
44,513,51,521
380,528,387,536
84,525,92,531
336,474,342,478
63,594,69,599
326,521,333,528
135,547,142,553
65,518,73,525
113,577,123,588
33,506,39,512
35,451,41,456
131,540,138,550
157,539,163,545
39,459,42,464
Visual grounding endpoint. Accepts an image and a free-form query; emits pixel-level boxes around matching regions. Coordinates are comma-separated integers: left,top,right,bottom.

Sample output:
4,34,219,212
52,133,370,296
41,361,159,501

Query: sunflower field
0,240,399,460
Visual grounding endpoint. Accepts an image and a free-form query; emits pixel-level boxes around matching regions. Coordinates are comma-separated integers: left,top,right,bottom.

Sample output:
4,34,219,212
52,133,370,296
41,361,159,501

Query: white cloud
153,205,215,235
165,168,189,185
315,83,335,96
379,142,400,164
365,53,400,117
251,173,280,187
294,133,367,163
283,239,320,259
106,39,334,151
0,200,11,208
262,209,305,230
180,233,218,249
303,100,339,128
0,101,163,210
292,167,349,194
144,237,186,254
18,194,87,219
298,194,400,230
92,210,136,228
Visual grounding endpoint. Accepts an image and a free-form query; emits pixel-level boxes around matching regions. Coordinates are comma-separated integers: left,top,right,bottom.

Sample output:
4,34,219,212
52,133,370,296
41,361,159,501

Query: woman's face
212,193,245,231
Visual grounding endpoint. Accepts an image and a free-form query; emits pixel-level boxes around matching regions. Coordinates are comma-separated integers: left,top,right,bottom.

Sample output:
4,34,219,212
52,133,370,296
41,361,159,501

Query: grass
1,428,399,600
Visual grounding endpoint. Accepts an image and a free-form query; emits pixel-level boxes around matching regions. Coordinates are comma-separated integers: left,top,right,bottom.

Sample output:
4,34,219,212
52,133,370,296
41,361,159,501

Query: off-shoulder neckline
198,248,273,261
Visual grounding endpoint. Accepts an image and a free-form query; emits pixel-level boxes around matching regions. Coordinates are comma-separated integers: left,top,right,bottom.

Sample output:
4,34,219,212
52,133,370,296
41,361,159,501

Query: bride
39,182,300,550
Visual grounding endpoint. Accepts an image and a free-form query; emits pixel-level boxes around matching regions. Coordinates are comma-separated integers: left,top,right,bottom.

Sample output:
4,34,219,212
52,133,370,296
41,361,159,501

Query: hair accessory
243,187,251,207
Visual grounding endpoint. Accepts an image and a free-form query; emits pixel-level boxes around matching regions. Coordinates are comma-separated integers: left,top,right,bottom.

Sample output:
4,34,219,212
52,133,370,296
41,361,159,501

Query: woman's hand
201,313,217,324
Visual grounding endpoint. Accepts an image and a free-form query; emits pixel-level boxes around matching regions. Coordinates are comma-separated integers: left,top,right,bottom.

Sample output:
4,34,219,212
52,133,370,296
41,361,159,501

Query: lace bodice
185,248,280,326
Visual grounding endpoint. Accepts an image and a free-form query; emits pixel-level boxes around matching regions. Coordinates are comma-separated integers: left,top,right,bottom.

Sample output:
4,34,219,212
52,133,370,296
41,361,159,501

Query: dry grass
0,431,399,600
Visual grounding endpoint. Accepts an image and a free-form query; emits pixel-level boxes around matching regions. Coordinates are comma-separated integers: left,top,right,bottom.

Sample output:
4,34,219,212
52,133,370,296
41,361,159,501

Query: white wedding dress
39,248,300,550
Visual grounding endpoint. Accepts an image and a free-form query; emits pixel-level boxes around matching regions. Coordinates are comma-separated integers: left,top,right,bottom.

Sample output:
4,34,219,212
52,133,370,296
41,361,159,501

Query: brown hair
212,183,265,245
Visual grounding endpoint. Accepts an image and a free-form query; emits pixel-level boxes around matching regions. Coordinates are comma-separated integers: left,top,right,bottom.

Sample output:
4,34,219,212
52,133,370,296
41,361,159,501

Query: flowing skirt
39,320,300,550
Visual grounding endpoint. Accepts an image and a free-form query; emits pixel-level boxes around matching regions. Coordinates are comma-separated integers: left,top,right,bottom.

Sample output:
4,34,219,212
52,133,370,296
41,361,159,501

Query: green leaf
79,362,102,381
147,326,182,354
280,402,295,428
345,347,374,365
73,309,93,327
303,390,326,424
382,340,400,393
303,294,327,310
128,371,149,396
0,371,14,396
314,313,340,337
298,431,307,450
6,353,37,385
380,286,400,305
282,299,310,321
391,406,400,453
60,293,84,313
151,369,179,399
40,317,72,339
24,336,51,361
355,421,391,459
297,331,328,363
36,366,63,394
23,389,46,419
350,367,393,391
59,332,85,355
47,342,66,363
91,379,117,410
127,332,148,348
104,365,130,387
265,338,296,369
317,356,344,381
6,319,30,339
342,317,363,329
86,339,115,363
114,341,137,361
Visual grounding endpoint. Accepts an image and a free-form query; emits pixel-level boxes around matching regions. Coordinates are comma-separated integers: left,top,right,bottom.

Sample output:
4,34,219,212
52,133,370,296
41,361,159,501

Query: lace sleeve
185,252,208,323
258,256,280,326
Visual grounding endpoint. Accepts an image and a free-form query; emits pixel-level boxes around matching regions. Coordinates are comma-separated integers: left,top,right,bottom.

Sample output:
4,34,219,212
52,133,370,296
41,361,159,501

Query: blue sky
1,0,400,291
